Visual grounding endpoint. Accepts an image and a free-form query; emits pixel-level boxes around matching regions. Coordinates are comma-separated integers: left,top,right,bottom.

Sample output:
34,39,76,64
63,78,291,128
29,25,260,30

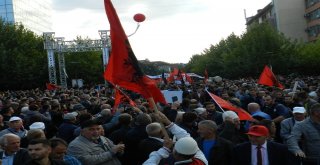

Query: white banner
161,90,183,103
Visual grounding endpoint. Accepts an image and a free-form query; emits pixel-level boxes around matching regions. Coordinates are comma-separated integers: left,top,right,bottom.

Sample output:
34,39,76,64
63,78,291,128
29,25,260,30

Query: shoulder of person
267,141,287,149
217,137,233,145
234,141,251,149
17,148,29,154
51,159,68,165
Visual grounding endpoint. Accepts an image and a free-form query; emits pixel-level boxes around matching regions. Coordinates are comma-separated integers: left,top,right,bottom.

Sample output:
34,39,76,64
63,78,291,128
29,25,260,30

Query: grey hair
0,133,20,146
100,109,111,117
198,120,218,132
146,122,162,137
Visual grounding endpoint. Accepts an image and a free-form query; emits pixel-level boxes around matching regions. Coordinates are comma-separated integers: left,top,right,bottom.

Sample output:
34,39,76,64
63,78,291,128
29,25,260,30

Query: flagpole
205,89,225,113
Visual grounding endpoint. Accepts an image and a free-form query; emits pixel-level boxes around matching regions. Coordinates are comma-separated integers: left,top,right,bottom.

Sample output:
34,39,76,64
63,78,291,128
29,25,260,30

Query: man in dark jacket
57,113,78,143
233,125,292,165
197,120,233,165
138,122,164,164
122,113,152,165
0,133,31,165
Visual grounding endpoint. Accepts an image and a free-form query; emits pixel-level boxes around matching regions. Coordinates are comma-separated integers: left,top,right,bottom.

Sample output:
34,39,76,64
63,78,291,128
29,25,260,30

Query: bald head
247,103,260,113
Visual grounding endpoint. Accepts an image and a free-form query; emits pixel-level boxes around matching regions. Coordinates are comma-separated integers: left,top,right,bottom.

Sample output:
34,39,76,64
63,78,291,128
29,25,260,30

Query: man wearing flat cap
287,103,320,165
67,119,124,165
0,116,27,138
233,125,292,165
72,104,87,115
280,107,306,144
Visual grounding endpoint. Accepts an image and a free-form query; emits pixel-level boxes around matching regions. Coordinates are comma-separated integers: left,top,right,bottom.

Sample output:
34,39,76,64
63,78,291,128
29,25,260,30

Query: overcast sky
52,0,271,63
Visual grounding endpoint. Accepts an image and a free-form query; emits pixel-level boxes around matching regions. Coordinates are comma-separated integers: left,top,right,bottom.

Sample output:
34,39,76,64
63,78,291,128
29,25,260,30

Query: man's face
28,144,51,161
221,93,229,100
81,125,101,141
293,113,305,121
197,124,213,139
134,99,142,106
51,144,66,160
200,111,208,119
249,89,257,96
4,136,20,154
312,110,320,119
263,96,273,106
248,135,267,146
205,104,216,112
9,120,23,130
284,96,293,104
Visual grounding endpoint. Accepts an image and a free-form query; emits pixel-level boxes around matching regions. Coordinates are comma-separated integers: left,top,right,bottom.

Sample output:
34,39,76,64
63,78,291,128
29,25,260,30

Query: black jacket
0,148,31,165
24,158,67,165
138,137,163,164
197,137,233,165
232,141,293,165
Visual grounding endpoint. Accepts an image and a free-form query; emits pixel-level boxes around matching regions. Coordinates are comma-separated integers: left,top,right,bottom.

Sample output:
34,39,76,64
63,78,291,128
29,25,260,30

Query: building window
306,25,320,37
306,0,320,8
306,9,320,21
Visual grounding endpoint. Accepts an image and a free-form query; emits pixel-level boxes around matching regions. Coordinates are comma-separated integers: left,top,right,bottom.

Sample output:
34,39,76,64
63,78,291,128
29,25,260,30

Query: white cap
293,107,306,114
9,116,22,122
222,111,239,121
174,137,199,155
71,111,79,117
29,122,45,130
21,107,29,113
309,91,317,98
194,108,206,115
63,113,77,120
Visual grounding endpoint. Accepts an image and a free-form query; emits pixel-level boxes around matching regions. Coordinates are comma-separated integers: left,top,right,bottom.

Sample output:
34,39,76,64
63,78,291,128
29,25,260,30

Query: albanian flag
103,0,166,105
207,90,252,120
258,65,284,89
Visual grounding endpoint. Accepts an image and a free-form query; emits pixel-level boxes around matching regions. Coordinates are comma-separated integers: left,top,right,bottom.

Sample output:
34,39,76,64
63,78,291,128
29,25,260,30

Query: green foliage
185,23,308,78
64,51,104,87
296,40,320,75
0,20,105,90
0,20,47,90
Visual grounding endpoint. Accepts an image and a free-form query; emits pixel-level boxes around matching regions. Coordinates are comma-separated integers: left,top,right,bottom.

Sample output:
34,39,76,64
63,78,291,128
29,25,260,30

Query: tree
185,23,302,78
0,19,47,90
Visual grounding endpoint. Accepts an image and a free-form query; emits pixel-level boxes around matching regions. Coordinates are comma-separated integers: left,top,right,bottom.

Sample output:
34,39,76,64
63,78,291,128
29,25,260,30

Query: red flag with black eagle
258,65,284,89
206,90,252,120
103,0,166,104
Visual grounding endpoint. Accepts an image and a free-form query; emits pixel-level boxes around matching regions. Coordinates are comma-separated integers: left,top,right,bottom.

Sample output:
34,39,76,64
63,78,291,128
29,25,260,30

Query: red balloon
133,13,146,23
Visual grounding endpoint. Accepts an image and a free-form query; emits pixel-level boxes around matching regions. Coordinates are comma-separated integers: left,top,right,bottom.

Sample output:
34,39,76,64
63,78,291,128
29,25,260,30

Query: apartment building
0,0,52,35
246,0,320,42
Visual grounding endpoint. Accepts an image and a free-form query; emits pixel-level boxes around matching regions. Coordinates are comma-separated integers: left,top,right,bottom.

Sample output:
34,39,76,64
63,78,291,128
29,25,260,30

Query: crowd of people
0,75,319,165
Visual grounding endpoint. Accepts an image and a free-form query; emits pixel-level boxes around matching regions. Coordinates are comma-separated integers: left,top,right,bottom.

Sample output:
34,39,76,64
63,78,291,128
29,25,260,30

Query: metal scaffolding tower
43,30,110,88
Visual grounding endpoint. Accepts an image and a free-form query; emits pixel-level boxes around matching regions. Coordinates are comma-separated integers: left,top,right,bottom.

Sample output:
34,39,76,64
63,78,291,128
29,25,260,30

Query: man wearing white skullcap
143,112,208,165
